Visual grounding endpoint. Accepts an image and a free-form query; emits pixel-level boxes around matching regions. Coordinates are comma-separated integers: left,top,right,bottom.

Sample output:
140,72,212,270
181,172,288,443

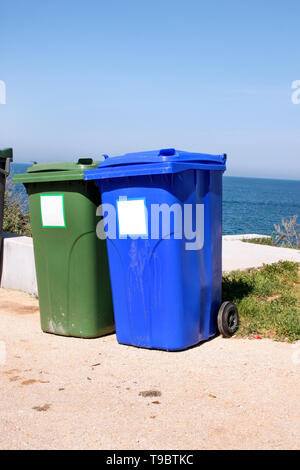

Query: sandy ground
0,288,300,450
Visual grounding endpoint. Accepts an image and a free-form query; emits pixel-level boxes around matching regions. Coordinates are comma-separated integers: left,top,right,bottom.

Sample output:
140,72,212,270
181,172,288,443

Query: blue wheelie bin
85,148,239,351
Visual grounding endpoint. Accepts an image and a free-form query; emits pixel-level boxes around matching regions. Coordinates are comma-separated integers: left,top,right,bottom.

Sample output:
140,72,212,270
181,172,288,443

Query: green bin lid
0,148,13,161
13,157,101,184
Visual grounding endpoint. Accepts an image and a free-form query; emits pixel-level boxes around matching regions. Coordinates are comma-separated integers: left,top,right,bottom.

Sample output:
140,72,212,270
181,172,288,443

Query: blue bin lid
84,148,227,180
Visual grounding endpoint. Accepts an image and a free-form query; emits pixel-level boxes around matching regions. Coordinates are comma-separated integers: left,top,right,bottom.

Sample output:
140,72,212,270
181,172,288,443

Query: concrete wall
0,232,271,296
223,234,270,241
1,233,38,295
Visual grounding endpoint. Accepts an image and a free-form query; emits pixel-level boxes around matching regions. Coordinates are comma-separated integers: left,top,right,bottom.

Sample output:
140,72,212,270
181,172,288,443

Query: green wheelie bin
0,148,13,258
13,158,114,338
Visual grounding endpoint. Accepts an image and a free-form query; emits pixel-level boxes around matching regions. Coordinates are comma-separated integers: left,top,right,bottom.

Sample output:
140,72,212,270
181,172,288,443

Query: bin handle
77,158,94,165
158,148,176,156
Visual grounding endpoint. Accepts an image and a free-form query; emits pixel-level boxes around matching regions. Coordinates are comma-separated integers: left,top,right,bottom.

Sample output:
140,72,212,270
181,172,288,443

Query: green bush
3,182,31,237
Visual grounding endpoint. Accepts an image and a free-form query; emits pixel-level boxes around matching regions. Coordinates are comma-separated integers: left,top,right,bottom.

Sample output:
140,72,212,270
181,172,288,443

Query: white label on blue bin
117,198,148,236
40,194,66,228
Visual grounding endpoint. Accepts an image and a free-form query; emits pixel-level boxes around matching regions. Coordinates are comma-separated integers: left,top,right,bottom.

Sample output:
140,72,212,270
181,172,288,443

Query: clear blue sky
1,0,300,179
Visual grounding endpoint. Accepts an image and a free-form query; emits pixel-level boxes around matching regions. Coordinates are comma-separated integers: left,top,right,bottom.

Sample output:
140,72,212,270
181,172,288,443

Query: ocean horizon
9,163,300,236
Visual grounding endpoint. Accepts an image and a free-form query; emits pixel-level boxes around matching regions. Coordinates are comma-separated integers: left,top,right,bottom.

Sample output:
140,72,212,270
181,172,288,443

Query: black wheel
217,301,239,338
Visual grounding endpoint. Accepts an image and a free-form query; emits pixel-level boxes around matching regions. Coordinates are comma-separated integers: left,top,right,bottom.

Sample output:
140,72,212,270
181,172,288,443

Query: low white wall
0,232,297,295
1,233,38,295
223,234,270,241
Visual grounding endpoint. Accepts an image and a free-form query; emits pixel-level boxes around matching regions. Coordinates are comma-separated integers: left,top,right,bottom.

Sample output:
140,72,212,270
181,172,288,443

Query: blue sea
10,163,300,236
223,176,300,235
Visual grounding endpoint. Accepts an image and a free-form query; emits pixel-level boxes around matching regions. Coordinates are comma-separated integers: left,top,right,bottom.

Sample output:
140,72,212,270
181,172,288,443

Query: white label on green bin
117,198,148,236
40,194,66,228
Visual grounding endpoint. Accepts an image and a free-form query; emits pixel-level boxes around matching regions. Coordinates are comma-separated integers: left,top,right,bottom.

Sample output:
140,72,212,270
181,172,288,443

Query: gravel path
0,288,299,450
